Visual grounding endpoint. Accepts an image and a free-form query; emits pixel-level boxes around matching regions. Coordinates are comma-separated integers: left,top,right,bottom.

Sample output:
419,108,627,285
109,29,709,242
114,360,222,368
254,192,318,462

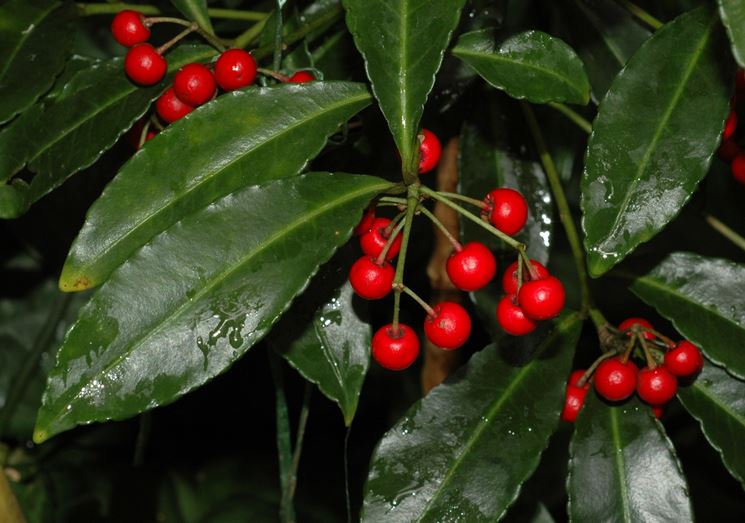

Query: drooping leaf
555,0,650,103
0,45,218,219
34,173,393,442
630,252,745,380
452,29,590,105
0,0,76,124
170,0,214,33
342,0,467,172
60,81,372,291
581,7,732,277
568,394,694,522
678,358,745,489
719,0,745,68
361,313,581,522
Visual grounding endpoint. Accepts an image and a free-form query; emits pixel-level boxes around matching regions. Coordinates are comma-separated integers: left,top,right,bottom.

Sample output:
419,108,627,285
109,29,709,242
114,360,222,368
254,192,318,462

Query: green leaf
342,0,467,172
0,45,218,218
361,313,582,522
568,394,693,522
0,0,76,124
452,29,590,105
34,172,392,442
630,252,745,380
555,0,650,103
273,274,370,426
719,0,745,68
59,81,372,291
678,358,745,489
170,0,214,33
581,7,732,277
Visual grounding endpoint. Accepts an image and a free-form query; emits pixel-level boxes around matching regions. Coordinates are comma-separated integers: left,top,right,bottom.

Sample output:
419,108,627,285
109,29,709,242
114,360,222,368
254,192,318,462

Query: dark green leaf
170,0,214,33
361,313,581,522
452,29,590,105
719,0,745,68
0,0,76,124
59,81,372,291
630,252,745,379
342,0,466,170
0,45,218,218
678,358,745,489
34,173,392,442
581,7,732,277
568,394,693,522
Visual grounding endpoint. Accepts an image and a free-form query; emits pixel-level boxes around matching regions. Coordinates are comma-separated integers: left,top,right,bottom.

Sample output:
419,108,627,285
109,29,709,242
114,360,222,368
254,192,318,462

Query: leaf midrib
314,318,348,405
0,2,60,84
609,408,633,523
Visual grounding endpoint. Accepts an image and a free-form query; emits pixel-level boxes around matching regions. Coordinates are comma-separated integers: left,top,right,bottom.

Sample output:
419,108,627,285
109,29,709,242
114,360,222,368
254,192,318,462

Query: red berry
664,340,704,377
561,385,587,423
156,88,194,123
724,111,738,140
173,63,216,106
289,71,315,83
594,357,638,402
360,217,402,260
483,188,528,236
214,49,257,91
349,256,394,300
418,129,442,173
371,324,420,370
501,259,549,295
517,276,565,321
652,405,664,419
354,207,376,236
568,369,589,389
618,317,655,340
496,294,537,336
637,367,677,405
111,10,150,47
732,154,745,184
446,242,497,292
424,302,471,350
124,43,167,86
718,139,742,162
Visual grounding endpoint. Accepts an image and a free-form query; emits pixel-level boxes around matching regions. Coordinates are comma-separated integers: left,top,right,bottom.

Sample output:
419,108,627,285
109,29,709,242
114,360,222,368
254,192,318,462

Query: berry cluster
561,317,704,422
718,69,745,184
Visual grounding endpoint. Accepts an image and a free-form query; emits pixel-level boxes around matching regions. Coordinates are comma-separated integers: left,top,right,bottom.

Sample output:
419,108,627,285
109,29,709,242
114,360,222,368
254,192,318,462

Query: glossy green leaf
568,394,693,522
0,45,217,219
581,7,732,277
719,0,745,68
678,358,745,489
0,0,76,124
60,81,372,291
630,252,745,380
452,29,590,105
170,0,214,33
34,173,392,442
342,0,466,171
361,313,581,522
555,0,650,103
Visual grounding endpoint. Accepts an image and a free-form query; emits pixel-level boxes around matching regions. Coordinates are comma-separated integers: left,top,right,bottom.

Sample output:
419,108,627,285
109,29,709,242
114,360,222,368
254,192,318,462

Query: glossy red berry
724,111,738,140
664,340,704,377
289,71,315,83
637,367,677,405
349,256,394,300
501,259,550,295
568,369,589,389
652,405,664,419
353,207,376,236
111,10,150,47
446,242,497,292
156,88,194,123
214,49,257,91
496,295,537,336
360,217,402,260
418,129,442,173
371,323,420,370
594,357,638,402
483,188,528,236
124,44,167,85
561,385,588,423
424,302,471,350
517,276,565,321
718,139,742,162
173,63,216,106
618,317,655,340
732,154,745,184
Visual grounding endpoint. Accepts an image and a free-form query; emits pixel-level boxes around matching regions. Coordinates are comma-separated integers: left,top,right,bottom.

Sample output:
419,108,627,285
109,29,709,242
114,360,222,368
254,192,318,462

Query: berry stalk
391,184,421,331
418,205,462,252
77,3,268,21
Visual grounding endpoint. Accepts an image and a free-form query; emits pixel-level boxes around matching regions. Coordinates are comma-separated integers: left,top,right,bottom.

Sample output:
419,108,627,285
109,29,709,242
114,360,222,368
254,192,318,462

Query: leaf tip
58,269,93,292
32,427,49,445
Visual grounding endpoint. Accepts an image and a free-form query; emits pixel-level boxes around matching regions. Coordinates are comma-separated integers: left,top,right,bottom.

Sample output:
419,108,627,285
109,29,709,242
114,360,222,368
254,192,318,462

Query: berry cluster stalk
391,184,420,331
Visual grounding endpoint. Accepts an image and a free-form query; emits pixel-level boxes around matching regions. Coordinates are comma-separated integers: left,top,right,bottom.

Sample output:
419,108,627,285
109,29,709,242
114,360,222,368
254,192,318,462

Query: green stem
378,196,407,206
391,185,420,330
0,293,72,439
637,332,657,369
77,3,267,20
588,308,608,331
232,16,271,50
376,218,406,264
521,102,591,314
435,191,486,209
156,25,197,54
617,0,663,30
285,381,312,506
398,285,436,317
548,102,592,134
578,350,620,388
268,352,295,523
705,214,745,253
273,2,284,71
257,67,290,83
418,205,462,252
